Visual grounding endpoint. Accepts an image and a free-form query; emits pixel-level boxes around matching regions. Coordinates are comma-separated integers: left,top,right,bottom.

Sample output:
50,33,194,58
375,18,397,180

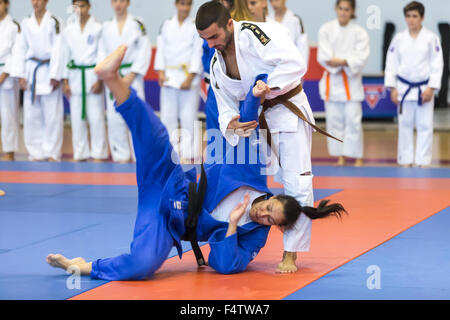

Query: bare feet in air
276,251,298,273
46,254,92,275
94,45,127,81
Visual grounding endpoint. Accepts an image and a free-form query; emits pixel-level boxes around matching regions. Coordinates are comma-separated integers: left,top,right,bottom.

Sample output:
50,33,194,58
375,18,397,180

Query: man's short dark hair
403,1,425,18
195,1,231,31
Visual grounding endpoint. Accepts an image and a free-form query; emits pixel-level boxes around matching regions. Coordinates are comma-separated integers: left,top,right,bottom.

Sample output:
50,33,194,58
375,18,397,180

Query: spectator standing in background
11,0,65,162
155,0,203,164
0,0,20,161
317,0,370,167
385,1,443,168
98,0,151,163
62,0,108,162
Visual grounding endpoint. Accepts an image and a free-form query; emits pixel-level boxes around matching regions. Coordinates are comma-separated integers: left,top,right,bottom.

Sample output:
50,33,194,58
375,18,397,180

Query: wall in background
9,0,450,74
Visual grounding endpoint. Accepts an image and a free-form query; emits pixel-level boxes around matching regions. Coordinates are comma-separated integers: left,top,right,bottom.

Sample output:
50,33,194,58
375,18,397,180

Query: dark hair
72,0,90,3
276,195,347,230
403,1,425,18
336,0,356,19
196,0,231,31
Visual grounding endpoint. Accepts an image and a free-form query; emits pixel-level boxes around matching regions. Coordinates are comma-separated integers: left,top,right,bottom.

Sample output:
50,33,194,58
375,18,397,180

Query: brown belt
259,84,343,156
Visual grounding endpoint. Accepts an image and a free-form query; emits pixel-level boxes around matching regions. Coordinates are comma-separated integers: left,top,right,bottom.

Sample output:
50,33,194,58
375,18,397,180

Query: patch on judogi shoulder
241,23,271,46
13,20,21,33
51,16,60,34
134,18,147,36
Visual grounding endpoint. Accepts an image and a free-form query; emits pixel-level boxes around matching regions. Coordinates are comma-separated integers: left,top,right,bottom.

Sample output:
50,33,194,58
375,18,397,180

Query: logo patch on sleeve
241,23,271,46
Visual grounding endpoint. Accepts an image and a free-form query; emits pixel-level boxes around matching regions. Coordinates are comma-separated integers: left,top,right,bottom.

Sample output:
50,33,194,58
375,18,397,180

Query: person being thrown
46,45,346,280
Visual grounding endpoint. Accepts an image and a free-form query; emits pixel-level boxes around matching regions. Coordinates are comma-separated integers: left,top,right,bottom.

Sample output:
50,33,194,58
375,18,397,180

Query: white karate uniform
385,27,444,166
0,15,20,154
154,16,203,160
318,19,370,159
63,16,108,161
268,9,309,67
98,14,151,162
11,11,65,161
211,20,313,252
210,186,265,227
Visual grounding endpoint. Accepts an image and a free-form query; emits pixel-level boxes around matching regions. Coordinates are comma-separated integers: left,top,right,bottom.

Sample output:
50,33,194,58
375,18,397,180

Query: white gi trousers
0,85,20,153
105,76,145,162
23,89,64,161
267,117,314,253
397,100,434,166
325,101,363,159
160,85,200,160
69,93,108,161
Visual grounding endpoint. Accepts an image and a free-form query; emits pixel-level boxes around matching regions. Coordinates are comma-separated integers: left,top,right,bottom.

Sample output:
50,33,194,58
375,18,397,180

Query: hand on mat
227,115,258,137
229,193,251,226
421,87,434,103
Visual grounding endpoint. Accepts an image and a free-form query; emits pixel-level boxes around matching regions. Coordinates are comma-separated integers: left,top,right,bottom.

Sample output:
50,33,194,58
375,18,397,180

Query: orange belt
325,70,351,101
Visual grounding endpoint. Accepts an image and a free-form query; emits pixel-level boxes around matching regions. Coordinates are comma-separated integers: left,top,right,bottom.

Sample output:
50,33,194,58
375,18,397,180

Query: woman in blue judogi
46,46,345,280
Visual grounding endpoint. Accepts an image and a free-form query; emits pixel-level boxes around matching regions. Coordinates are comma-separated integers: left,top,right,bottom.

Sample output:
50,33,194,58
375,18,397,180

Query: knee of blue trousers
123,251,167,280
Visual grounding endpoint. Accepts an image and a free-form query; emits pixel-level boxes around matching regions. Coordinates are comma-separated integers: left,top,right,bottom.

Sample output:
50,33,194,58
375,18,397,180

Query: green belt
0,63,5,67
67,60,96,120
109,63,133,101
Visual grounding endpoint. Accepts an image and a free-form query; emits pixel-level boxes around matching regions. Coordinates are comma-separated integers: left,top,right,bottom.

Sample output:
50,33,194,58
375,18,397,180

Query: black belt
184,164,208,267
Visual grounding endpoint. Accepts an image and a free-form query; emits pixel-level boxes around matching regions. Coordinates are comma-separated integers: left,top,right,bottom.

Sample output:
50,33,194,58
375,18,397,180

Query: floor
0,108,449,300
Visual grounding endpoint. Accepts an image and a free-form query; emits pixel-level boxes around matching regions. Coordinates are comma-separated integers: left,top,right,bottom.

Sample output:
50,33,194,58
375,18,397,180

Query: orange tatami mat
70,175,450,300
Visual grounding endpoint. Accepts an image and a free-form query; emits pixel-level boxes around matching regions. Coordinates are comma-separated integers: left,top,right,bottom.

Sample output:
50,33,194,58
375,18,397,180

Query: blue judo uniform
91,77,271,281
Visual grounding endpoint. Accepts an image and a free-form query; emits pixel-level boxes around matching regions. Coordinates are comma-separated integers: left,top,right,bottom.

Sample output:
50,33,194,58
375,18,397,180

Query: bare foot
46,254,91,274
94,45,128,81
276,252,298,273
337,156,345,166
0,152,14,161
354,158,364,167
0,190,5,197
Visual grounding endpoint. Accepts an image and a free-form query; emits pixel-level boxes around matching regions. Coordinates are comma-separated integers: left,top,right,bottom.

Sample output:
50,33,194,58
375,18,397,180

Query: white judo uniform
98,14,151,162
0,14,20,155
211,20,314,252
318,19,370,160
11,11,65,161
385,27,443,166
268,9,309,67
154,16,203,160
63,16,108,161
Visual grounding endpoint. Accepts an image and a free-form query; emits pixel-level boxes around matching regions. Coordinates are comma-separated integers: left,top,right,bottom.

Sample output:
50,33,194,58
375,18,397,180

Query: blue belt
29,58,50,103
396,75,429,114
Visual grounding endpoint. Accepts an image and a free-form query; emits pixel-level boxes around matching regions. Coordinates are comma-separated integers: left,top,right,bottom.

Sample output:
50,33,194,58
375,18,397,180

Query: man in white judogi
11,0,65,162
197,1,316,273
268,0,309,67
317,0,370,167
385,1,443,167
63,0,108,162
0,0,20,161
154,0,203,162
98,0,151,163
